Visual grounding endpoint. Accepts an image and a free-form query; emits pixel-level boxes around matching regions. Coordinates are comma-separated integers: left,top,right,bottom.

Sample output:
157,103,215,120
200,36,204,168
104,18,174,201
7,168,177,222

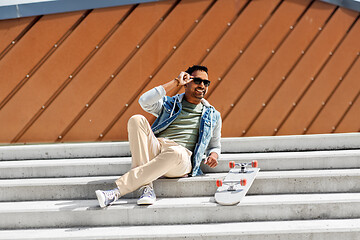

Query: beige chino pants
115,115,192,196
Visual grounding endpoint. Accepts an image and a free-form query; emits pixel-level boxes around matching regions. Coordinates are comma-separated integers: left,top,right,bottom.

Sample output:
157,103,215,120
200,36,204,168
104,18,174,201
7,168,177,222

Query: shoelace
139,186,153,198
104,190,117,200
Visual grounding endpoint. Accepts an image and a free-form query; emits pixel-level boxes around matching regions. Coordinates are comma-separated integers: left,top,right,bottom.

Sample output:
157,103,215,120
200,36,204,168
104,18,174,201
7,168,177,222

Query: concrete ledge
1,219,360,239
1,133,359,160
222,132,360,153
1,193,360,229
1,170,360,201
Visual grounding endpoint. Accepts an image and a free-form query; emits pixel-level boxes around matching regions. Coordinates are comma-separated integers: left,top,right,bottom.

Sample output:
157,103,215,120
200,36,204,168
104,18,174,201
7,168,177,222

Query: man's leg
116,138,192,195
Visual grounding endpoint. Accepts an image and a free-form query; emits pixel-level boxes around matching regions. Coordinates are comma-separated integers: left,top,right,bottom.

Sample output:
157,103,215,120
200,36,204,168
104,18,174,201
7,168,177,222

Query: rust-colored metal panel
210,0,311,136
18,2,172,143
12,6,132,143
334,93,360,133
0,17,35,56
202,0,281,95
62,0,212,142
242,8,358,137
104,0,249,141
307,58,360,134
278,18,360,135
216,0,334,137
1,7,128,143
208,0,310,118
0,12,84,108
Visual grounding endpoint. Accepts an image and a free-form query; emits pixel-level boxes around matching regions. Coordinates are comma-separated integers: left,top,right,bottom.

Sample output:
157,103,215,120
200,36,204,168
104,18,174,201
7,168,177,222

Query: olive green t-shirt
157,99,203,152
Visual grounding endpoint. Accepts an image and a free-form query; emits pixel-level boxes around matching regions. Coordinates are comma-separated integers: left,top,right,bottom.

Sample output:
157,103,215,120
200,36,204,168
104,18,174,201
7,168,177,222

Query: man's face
184,70,209,104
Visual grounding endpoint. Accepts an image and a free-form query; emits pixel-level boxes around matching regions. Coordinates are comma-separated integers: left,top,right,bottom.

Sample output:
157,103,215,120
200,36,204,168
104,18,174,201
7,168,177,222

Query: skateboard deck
215,160,259,206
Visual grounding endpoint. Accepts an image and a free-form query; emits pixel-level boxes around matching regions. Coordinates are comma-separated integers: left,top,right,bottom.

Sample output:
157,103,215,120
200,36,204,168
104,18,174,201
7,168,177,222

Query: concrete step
1,219,359,239
1,150,359,178
1,169,359,201
1,193,360,229
1,133,359,161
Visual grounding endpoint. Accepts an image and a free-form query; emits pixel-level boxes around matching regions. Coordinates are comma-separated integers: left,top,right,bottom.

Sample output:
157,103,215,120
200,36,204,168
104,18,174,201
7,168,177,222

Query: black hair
185,65,208,75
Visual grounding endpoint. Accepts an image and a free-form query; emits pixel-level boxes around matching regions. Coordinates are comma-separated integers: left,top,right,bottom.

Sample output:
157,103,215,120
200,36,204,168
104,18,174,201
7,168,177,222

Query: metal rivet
339,77,343,81
319,27,322,31
293,102,296,106
304,128,307,132
41,106,45,109
160,17,164,21
69,75,73,79
242,130,246,134
58,136,62,139
274,128,278,132
125,104,129,107
357,52,360,56
259,24,263,28
282,76,286,80
26,74,30,78
301,50,305,54
218,77,222,81
95,46,99,49
136,45,140,49
322,102,325,106
349,102,353,105
54,44,58,48
311,77,315,81
272,50,275,54
329,52,333,56
111,75,114,78
250,77,255,81
230,104,234,107
239,50,243,54
206,49,210,52
12,41,15,44
173,46,177,50
149,75,153,79
227,23,231,26
195,19,199,23
262,103,266,107
99,134,103,138
85,104,89,107
332,126,336,130
290,26,294,30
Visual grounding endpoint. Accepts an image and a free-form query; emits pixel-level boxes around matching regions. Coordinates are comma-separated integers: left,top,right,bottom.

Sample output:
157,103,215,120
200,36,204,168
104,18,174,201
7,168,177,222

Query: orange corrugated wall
0,0,359,144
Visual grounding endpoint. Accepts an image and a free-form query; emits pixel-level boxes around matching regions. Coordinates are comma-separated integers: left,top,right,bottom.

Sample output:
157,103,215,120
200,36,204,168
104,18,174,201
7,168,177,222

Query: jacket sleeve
205,113,222,157
138,86,166,117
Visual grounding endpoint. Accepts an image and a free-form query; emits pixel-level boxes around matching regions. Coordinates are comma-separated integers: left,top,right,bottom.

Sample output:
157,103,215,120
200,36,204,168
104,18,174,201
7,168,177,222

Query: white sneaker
95,189,120,208
137,185,156,205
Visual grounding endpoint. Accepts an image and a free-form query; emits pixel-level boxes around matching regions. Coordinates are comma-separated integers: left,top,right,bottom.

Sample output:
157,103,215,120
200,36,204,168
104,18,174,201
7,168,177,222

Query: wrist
174,77,180,86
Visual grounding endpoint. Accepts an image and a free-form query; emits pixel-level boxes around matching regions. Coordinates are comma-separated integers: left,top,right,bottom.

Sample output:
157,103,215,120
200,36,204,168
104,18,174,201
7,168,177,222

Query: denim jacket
139,86,222,176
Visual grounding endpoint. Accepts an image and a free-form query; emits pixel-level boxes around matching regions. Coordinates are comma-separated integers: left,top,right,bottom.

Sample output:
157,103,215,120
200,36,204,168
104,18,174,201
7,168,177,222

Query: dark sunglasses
192,77,211,87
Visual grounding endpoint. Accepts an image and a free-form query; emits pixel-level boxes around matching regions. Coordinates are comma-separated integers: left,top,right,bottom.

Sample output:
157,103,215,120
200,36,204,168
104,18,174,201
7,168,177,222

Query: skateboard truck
229,160,258,173
216,178,247,191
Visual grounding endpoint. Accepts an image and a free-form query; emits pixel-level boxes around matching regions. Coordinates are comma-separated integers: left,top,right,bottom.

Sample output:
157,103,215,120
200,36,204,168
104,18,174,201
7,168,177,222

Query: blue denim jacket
139,86,222,176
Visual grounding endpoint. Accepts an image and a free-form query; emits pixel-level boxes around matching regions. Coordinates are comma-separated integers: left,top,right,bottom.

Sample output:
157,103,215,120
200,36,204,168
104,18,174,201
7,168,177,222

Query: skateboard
214,160,259,206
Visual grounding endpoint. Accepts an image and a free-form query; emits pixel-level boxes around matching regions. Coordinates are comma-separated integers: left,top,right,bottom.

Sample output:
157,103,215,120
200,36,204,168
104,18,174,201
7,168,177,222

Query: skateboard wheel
252,160,258,168
229,161,236,168
240,179,247,186
216,179,223,187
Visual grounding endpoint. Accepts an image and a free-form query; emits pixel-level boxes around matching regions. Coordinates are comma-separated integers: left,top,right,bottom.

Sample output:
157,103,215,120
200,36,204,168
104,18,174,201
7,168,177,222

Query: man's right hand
176,71,192,86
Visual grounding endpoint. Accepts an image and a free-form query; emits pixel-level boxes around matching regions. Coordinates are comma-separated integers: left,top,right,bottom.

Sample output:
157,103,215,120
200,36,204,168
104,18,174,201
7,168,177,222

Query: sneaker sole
95,190,106,208
137,197,156,205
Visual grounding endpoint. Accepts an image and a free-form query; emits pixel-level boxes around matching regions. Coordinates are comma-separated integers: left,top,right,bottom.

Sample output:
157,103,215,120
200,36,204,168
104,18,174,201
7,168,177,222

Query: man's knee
128,114,146,130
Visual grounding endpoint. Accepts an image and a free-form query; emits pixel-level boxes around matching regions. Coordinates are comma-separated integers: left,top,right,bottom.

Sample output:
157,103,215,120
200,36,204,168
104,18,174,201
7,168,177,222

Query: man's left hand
204,152,218,168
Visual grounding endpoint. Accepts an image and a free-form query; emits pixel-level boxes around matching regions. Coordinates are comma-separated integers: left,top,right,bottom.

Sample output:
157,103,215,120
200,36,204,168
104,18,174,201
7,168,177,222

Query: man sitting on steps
95,65,222,207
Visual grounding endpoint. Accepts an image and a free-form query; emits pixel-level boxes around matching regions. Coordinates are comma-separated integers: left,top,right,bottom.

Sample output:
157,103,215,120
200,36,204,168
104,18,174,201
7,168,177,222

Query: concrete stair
0,132,359,239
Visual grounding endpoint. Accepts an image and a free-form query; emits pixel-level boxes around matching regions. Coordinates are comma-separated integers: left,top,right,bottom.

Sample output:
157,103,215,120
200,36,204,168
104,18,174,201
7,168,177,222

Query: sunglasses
192,77,211,87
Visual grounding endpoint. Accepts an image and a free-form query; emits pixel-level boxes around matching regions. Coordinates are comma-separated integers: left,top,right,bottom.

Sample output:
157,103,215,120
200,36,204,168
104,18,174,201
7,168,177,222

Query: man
95,65,222,208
